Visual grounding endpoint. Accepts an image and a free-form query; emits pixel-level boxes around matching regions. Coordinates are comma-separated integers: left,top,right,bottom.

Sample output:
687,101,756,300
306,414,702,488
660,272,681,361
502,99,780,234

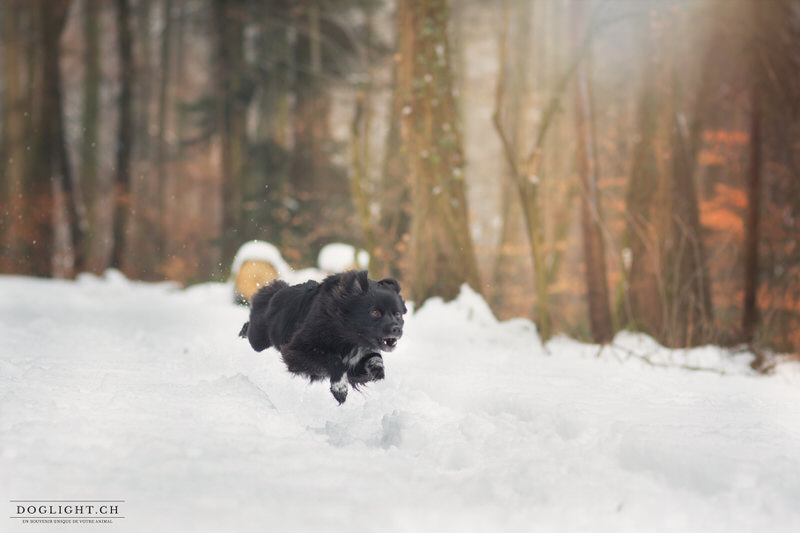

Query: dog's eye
370,309,382,318
394,312,402,318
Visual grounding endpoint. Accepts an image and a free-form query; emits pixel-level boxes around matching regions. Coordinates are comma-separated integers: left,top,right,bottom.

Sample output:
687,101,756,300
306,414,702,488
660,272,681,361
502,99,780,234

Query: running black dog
239,270,406,404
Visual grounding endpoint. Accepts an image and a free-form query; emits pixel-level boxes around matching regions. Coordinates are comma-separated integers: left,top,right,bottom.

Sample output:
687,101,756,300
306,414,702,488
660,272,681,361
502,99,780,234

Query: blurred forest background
1,0,799,356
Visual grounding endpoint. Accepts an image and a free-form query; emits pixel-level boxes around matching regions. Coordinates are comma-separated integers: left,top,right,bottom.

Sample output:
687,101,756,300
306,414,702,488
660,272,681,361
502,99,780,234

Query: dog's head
325,270,407,352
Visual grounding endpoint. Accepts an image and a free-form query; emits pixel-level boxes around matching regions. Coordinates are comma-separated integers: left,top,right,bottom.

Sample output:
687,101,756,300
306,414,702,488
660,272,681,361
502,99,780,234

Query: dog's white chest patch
344,346,371,369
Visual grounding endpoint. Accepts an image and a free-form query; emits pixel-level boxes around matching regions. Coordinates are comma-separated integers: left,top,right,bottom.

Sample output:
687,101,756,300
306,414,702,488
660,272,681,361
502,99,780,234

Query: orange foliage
698,150,725,166
699,183,749,236
702,129,749,145
713,184,748,208
701,208,744,235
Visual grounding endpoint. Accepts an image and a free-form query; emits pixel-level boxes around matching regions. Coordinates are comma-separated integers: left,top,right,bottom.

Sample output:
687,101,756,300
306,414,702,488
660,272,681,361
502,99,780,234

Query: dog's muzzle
379,335,400,351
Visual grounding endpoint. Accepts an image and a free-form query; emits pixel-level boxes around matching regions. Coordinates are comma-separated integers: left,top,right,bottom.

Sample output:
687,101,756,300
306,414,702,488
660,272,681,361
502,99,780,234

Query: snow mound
231,240,326,286
287,267,327,285
231,240,292,277
415,283,499,327
318,243,369,272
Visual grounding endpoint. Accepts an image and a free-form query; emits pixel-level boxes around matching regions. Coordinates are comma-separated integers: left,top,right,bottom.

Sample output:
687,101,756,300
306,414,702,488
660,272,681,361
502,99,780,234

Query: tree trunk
81,0,103,273
212,0,248,271
376,56,411,280
349,10,378,275
668,104,714,346
289,5,333,198
665,6,721,345
111,0,135,272
135,0,152,161
742,72,762,345
571,0,613,344
1,0,28,273
622,1,665,339
156,0,174,258
396,0,482,306
349,91,377,275
36,0,81,277
173,0,187,152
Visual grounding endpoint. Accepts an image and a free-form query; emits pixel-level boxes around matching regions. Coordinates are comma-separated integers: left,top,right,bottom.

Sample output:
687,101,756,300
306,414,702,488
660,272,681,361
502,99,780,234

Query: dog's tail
240,279,290,351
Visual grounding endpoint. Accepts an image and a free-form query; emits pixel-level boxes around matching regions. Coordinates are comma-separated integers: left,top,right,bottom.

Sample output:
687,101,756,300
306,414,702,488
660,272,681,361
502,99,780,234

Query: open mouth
379,337,399,350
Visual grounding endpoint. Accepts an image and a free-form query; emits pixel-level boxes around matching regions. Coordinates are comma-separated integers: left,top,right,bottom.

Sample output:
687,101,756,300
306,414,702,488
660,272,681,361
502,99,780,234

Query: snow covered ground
1,272,799,532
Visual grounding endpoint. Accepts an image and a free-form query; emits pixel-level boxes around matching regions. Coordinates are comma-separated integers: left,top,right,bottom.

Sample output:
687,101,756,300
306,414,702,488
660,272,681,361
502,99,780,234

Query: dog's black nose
391,325,402,336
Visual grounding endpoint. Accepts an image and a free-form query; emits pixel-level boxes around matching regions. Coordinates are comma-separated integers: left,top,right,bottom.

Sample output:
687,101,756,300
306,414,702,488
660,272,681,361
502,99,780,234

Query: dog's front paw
365,355,385,381
330,380,348,404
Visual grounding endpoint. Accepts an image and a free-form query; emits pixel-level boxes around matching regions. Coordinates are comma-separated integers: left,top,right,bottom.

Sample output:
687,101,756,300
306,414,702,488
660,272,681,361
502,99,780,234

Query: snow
318,242,369,273
230,240,293,277
231,240,369,284
1,273,800,532
231,240,326,285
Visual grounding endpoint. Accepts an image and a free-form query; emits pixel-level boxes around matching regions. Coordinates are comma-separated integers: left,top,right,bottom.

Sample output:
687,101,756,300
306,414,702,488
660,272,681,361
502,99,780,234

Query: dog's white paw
330,378,348,404
365,355,385,381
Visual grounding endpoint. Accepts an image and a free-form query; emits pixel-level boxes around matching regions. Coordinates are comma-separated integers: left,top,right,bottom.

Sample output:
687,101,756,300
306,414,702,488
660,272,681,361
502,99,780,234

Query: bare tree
621,1,669,341
493,0,594,340
571,0,613,344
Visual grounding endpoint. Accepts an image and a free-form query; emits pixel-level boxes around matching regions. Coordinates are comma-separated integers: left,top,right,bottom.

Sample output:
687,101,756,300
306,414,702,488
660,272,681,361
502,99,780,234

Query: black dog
239,270,406,404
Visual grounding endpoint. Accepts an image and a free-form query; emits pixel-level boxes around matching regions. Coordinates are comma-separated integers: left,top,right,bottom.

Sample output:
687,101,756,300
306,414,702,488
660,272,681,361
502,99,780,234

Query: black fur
239,270,406,404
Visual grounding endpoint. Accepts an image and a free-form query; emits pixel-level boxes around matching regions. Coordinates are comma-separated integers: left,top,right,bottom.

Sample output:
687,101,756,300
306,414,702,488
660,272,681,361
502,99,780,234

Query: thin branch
607,342,732,376
491,0,520,180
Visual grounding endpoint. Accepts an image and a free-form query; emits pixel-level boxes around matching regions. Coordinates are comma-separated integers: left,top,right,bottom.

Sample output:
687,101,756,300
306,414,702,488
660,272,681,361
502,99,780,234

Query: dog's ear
378,278,401,294
332,270,369,296
325,270,366,298
353,270,370,293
